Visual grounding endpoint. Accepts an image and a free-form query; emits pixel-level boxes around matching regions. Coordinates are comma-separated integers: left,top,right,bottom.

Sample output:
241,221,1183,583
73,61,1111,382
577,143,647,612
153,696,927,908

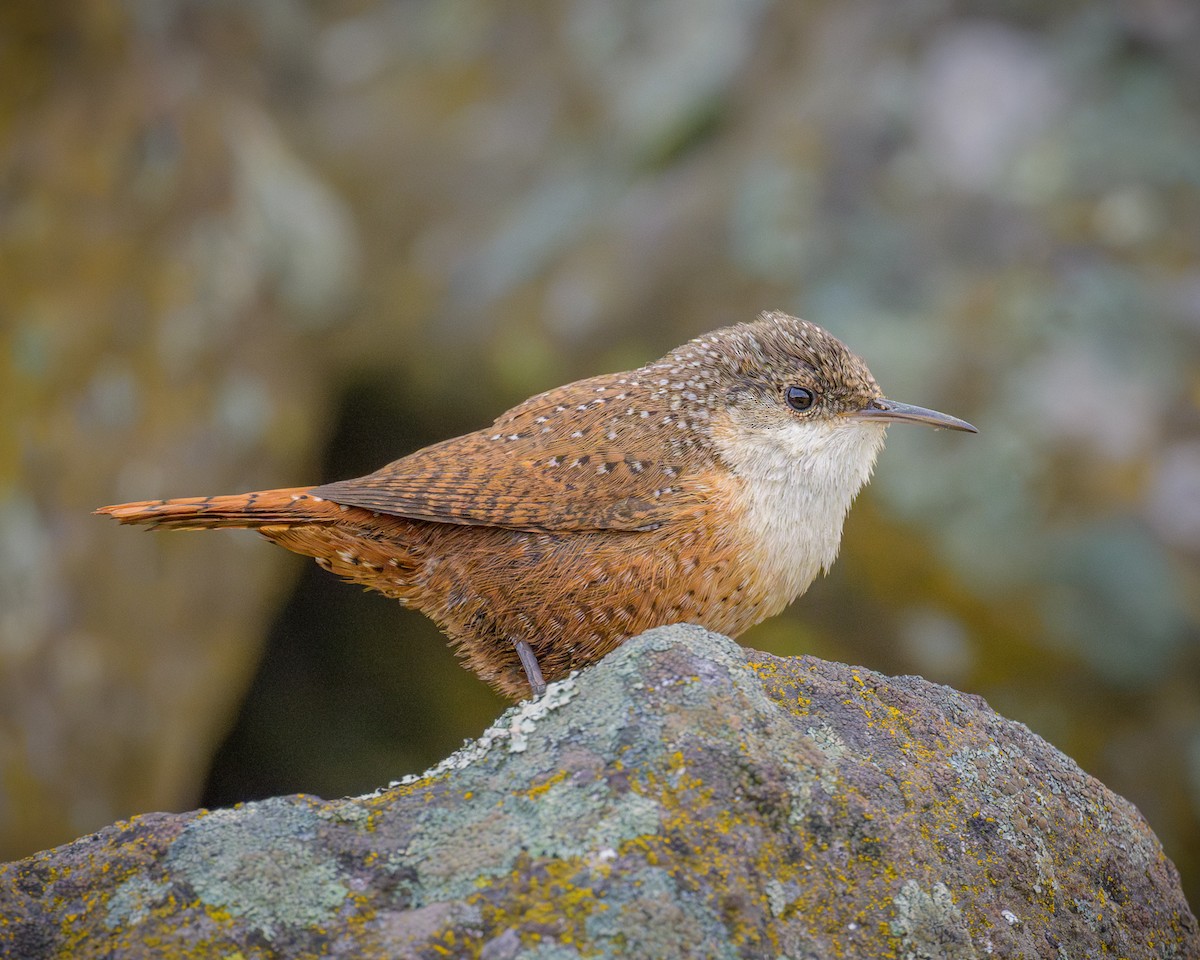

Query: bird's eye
785,386,816,411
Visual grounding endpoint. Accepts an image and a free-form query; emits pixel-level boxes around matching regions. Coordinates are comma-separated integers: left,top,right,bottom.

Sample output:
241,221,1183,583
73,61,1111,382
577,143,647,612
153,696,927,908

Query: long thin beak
847,398,978,433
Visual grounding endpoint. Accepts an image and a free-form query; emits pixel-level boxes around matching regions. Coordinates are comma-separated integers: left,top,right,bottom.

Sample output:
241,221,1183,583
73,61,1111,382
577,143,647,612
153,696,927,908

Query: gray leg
515,639,547,697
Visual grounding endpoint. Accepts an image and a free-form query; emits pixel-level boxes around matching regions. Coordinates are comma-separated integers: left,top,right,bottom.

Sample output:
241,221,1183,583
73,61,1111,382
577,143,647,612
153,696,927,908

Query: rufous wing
309,374,711,533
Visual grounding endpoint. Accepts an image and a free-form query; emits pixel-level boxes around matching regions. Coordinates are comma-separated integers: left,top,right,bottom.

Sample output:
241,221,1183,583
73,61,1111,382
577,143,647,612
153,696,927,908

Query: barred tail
95,487,339,530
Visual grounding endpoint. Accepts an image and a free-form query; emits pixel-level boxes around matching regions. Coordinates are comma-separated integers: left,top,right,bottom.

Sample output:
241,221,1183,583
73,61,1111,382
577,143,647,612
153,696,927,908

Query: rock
1,625,1194,958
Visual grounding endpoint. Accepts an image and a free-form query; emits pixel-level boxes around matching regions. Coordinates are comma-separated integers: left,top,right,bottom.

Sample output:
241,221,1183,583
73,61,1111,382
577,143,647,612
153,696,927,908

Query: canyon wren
98,312,976,699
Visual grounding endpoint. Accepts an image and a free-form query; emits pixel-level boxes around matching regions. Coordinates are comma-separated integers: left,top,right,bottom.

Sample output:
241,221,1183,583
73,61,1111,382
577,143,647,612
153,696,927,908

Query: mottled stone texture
1,627,1194,959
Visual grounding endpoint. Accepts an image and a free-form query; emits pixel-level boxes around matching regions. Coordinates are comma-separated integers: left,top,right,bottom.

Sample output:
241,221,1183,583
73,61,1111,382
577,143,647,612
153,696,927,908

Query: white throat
714,417,887,612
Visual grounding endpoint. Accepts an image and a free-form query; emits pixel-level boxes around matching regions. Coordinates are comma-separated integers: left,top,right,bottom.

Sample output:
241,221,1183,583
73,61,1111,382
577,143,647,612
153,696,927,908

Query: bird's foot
515,639,547,697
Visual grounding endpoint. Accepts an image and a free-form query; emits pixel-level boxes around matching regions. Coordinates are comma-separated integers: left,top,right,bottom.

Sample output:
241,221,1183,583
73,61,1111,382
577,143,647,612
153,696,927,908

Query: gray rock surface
1,625,1195,958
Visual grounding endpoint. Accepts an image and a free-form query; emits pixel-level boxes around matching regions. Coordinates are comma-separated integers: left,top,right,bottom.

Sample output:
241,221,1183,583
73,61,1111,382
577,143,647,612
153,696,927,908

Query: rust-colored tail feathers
95,487,335,530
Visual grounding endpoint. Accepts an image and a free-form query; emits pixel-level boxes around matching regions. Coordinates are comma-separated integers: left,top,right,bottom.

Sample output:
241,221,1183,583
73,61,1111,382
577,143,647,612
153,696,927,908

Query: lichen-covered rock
1,626,1194,958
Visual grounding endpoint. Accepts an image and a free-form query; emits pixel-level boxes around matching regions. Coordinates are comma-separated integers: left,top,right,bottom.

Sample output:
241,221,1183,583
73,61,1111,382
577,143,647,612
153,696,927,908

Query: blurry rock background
2,0,1197,904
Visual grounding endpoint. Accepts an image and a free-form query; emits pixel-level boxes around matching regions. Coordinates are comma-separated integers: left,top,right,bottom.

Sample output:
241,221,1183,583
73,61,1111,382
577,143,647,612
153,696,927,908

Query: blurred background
2,0,1198,904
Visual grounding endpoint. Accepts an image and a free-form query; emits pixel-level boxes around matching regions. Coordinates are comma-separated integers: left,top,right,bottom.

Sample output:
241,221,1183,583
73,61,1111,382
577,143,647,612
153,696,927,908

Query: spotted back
309,372,720,532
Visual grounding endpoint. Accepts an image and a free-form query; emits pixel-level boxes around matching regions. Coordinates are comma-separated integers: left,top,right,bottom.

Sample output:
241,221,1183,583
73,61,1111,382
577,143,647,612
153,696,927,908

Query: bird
97,311,976,698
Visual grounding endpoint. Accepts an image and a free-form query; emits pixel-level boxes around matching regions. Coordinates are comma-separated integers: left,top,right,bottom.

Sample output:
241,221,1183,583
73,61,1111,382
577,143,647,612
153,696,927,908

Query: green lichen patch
164,798,348,940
